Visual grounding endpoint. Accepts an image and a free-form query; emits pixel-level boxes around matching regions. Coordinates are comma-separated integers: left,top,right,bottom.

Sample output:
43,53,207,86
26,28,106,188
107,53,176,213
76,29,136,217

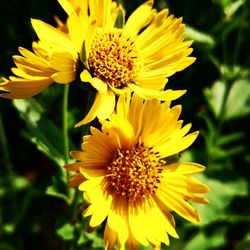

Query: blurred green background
0,0,250,249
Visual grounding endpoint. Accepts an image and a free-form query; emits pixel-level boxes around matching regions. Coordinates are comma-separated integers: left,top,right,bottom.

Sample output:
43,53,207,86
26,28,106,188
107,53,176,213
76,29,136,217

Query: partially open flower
0,41,78,99
65,94,209,250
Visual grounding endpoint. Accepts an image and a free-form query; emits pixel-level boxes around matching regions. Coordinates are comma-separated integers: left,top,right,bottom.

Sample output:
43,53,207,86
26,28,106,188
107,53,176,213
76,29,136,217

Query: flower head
66,94,209,249
0,0,119,99
0,26,79,99
68,0,195,125
1,0,194,126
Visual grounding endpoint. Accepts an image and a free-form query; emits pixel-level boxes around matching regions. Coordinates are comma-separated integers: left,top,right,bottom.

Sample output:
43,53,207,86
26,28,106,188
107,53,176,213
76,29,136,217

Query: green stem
71,189,81,219
0,112,16,194
0,112,18,224
214,14,234,138
63,84,70,165
54,84,70,195
216,79,233,134
0,113,12,170
233,2,247,65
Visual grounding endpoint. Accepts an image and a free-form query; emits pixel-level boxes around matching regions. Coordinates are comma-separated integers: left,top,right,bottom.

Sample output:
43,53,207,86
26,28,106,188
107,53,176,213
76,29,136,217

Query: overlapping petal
66,94,209,249
1,0,195,127
56,0,195,124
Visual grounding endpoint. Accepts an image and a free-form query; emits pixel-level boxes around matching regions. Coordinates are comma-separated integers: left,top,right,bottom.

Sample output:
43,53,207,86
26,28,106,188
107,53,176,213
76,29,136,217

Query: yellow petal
102,114,135,149
18,47,50,66
124,0,154,37
67,12,85,51
52,71,76,84
116,93,131,119
127,94,145,140
128,199,174,247
50,51,77,72
159,187,201,223
96,90,115,120
0,78,52,99
80,168,107,179
75,90,115,126
157,131,199,158
89,0,113,27
81,70,107,94
78,177,104,192
107,197,129,245
126,234,139,250
104,224,118,250
31,19,77,52
83,188,111,227
75,92,101,126
11,67,50,79
128,83,185,101
164,162,206,175
134,75,166,90
107,83,131,97
128,204,149,246
57,0,75,15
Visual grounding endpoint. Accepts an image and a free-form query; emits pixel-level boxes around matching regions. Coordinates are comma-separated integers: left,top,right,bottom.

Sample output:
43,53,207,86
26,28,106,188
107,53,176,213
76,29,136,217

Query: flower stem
0,113,12,171
217,79,232,133
0,112,17,215
63,84,70,165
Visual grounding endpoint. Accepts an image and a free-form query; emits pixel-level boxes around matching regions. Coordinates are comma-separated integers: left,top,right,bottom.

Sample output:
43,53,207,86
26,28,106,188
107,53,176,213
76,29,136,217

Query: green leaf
46,185,69,203
217,132,244,146
224,0,245,18
77,233,88,245
224,79,250,120
13,99,67,167
114,6,125,29
12,98,73,193
56,223,75,241
204,80,225,119
1,223,15,235
80,41,89,69
203,78,250,121
185,230,226,250
216,0,232,8
86,232,104,248
185,26,215,46
194,175,248,226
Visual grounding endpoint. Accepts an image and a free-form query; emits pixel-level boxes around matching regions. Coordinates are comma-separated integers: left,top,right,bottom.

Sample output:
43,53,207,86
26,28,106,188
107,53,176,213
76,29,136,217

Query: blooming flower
66,0,195,125
65,94,209,249
0,0,194,126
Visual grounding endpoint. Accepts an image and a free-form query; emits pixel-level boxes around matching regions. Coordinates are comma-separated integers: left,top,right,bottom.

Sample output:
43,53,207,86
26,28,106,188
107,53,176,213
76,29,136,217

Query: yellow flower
0,0,119,99
0,27,78,99
65,94,209,250
1,0,194,125
62,0,195,126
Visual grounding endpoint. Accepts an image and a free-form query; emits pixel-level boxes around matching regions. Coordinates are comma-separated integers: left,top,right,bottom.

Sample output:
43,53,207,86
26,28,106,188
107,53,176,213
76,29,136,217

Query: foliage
0,0,249,249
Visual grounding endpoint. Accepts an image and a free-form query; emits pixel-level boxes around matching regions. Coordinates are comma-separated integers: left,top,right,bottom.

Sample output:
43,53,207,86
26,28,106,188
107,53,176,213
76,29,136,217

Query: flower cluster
0,0,209,249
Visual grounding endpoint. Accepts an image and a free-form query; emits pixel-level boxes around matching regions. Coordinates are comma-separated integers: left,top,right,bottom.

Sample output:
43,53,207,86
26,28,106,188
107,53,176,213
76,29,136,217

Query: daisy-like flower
65,0,195,125
0,0,88,98
0,0,105,99
65,94,209,249
0,41,78,98
1,0,195,126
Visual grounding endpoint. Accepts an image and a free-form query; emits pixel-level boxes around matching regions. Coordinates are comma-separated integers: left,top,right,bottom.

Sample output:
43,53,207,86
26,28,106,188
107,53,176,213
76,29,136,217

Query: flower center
88,29,138,88
107,142,164,202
